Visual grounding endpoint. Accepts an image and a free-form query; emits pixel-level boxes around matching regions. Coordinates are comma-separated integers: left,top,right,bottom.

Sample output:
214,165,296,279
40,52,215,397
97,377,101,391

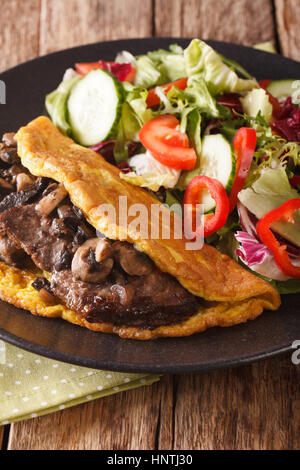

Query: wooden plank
39,0,153,55
173,355,300,450
275,0,300,61
0,0,41,73
8,377,172,450
155,0,275,46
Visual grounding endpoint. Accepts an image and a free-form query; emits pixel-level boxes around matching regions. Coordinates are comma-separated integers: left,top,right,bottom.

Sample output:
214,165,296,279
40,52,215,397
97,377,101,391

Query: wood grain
173,355,300,450
275,0,300,61
39,0,153,55
8,378,172,450
155,0,276,46
0,0,41,73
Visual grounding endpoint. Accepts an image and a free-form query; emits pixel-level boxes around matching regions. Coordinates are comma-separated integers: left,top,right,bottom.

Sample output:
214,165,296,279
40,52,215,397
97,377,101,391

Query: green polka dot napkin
0,340,160,425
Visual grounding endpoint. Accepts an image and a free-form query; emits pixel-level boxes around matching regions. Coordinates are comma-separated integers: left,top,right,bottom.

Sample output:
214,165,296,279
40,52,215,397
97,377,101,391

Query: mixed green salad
45,39,300,294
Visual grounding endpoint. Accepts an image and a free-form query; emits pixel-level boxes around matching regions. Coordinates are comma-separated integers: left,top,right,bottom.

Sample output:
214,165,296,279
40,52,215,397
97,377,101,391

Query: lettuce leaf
239,167,300,247
184,39,258,95
45,75,81,135
134,56,167,88
121,151,181,191
176,108,202,190
240,89,273,121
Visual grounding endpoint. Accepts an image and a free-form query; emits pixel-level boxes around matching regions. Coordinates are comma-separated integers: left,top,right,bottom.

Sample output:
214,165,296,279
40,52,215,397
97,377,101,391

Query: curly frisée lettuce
184,39,258,95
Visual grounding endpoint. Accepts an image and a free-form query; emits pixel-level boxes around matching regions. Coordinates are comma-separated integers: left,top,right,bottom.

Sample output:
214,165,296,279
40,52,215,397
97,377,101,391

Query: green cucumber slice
267,79,297,100
199,134,236,213
67,69,124,146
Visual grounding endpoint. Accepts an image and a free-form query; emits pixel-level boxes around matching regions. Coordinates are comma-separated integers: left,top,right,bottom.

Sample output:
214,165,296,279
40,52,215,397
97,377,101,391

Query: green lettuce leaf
184,39,258,95
45,76,81,135
176,108,202,190
239,167,300,247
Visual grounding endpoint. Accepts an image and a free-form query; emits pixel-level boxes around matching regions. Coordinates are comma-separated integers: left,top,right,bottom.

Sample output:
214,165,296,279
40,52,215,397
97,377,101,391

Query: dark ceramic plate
0,38,299,373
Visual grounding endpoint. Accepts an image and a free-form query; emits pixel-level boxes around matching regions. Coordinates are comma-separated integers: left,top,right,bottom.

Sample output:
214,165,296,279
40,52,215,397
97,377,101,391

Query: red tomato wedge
75,61,136,82
256,199,300,279
146,78,188,108
75,62,103,75
229,127,257,212
139,115,197,170
184,176,230,238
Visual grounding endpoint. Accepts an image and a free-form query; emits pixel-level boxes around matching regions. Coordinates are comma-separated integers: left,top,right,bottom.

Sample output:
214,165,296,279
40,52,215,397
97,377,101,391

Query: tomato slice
256,199,300,279
229,127,257,212
184,175,230,238
146,78,188,108
139,115,197,170
75,61,136,82
75,62,103,75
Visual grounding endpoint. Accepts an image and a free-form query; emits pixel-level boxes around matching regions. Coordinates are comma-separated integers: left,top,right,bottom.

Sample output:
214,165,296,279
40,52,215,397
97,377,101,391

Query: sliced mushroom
71,238,114,283
0,177,14,194
38,288,59,305
111,284,134,306
2,133,16,147
35,183,68,216
16,173,35,192
0,147,19,165
112,241,153,276
95,239,112,262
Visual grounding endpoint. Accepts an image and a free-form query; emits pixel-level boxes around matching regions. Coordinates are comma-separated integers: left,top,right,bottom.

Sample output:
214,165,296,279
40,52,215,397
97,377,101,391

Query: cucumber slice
199,134,236,213
267,79,297,100
67,69,124,146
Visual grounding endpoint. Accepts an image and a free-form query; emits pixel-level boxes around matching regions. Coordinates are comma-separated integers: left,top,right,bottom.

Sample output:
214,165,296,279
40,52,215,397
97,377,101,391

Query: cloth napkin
0,340,160,425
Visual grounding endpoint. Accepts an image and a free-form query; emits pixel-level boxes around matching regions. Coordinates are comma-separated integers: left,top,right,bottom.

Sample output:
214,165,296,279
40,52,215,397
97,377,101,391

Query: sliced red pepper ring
139,115,197,170
184,175,230,238
229,127,256,213
146,77,188,108
256,199,300,279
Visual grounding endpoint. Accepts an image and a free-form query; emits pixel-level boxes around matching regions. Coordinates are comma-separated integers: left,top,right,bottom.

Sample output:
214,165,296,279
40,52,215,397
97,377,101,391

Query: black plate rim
0,325,293,373
0,37,299,373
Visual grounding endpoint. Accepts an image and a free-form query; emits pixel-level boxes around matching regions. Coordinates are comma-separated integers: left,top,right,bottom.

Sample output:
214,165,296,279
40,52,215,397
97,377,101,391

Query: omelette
0,117,280,339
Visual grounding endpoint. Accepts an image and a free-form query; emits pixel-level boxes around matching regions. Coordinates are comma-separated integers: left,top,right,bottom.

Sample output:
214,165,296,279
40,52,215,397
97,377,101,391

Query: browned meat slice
51,268,200,329
0,204,77,272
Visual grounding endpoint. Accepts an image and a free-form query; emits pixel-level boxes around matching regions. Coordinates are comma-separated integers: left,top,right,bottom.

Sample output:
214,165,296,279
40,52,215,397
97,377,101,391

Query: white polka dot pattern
0,342,160,425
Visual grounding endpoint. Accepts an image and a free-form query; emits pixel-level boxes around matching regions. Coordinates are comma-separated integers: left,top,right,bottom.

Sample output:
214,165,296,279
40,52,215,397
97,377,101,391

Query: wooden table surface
0,0,300,450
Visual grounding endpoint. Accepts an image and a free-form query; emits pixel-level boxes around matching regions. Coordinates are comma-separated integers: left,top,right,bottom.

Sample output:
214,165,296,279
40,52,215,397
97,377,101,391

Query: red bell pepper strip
256,199,300,279
229,127,257,212
139,115,197,170
184,175,230,238
146,78,188,108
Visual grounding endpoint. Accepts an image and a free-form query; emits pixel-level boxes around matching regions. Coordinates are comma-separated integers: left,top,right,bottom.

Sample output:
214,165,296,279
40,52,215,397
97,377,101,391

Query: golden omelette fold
0,116,280,339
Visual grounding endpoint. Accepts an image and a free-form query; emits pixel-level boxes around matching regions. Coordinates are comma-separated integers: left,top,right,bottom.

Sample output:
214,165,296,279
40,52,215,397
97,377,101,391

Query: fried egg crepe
0,116,280,339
